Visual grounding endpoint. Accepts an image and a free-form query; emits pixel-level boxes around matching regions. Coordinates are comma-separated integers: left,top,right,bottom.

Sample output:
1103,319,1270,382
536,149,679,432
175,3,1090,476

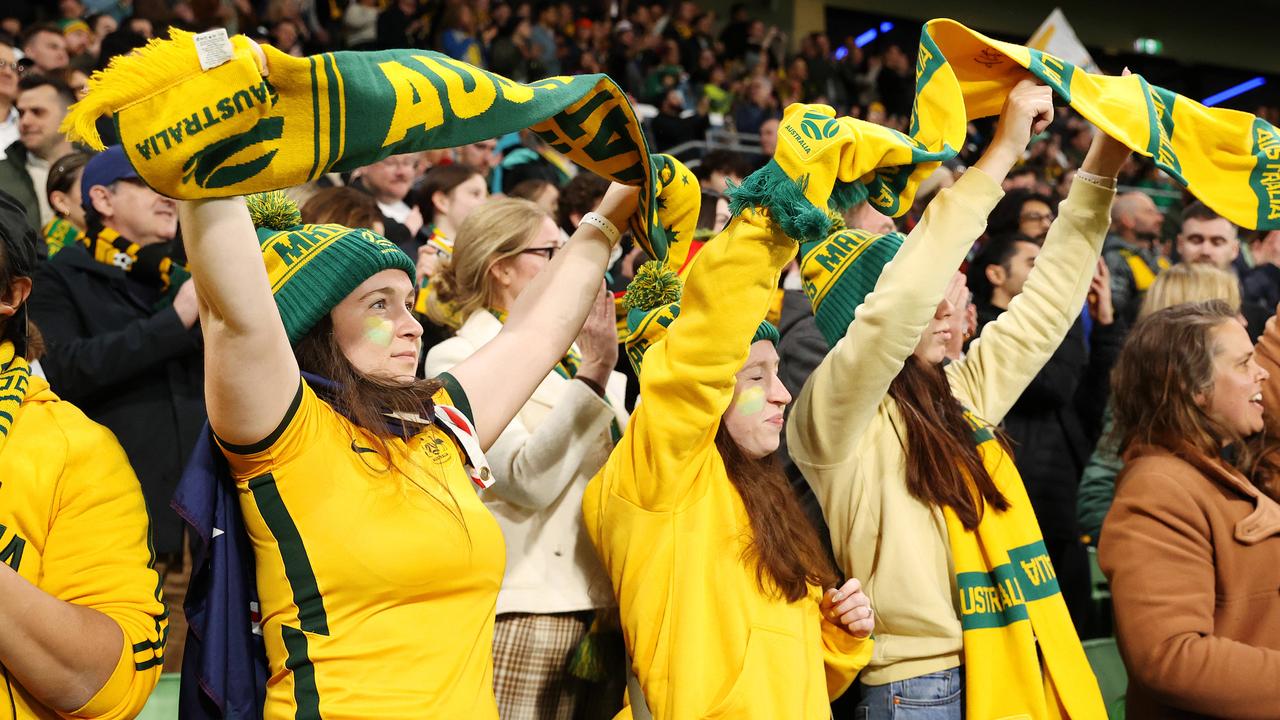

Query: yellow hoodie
0,374,167,719
583,210,873,719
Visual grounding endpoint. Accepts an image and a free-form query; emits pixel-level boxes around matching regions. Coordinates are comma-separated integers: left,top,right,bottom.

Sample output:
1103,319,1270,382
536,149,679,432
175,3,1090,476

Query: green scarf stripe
282,625,322,720
71,35,680,263
248,473,330,636
323,54,343,171
307,57,322,181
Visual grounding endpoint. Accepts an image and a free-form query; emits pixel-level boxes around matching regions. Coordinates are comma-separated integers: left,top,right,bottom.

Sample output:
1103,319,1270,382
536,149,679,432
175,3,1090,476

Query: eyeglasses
1020,211,1055,224
0,60,24,75
520,246,558,260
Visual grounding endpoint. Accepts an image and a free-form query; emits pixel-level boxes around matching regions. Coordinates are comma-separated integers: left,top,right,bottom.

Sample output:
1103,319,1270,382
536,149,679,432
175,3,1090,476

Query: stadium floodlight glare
1201,77,1267,107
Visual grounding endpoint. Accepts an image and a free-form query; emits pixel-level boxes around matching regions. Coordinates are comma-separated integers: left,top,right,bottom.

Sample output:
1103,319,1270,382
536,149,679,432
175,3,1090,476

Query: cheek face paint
363,316,393,347
734,386,766,416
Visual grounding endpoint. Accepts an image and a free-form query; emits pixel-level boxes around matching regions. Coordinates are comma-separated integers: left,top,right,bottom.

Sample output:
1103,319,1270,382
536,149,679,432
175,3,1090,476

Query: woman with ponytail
787,79,1128,718
583,187,875,716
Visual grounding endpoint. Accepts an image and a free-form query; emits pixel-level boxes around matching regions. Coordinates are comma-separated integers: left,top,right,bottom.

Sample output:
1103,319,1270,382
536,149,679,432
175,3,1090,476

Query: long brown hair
887,357,1010,530
715,426,840,602
295,316,446,477
1110,300,1278,493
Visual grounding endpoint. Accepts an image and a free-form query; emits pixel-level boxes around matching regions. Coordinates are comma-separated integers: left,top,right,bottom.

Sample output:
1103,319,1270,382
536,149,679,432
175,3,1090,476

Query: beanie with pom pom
622,260,777,376
248,190,416,345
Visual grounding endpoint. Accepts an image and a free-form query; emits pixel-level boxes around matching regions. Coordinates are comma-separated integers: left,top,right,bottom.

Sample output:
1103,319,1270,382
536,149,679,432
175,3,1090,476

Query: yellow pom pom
622,260,682,312
246,191,301,231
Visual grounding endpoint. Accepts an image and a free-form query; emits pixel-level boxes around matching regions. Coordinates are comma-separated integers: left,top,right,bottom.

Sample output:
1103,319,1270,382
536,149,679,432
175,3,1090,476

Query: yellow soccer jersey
0,375,166,719
216,375,504,720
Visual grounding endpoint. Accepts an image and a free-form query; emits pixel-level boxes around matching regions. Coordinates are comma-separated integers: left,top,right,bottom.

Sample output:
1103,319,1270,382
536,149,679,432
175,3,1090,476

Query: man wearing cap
28,145,205,673
0,75,75,232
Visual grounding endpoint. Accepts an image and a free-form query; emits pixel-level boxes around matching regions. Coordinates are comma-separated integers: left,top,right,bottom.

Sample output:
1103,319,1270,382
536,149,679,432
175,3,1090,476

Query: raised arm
446,186,636,451
177,197,300,446
948,132,1126,423
609,209,794,511
786,82,1049,472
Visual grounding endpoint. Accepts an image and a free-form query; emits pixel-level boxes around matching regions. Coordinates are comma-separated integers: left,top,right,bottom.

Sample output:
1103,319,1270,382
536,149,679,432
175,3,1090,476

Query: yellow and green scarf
62,30,685,264
41,217,84,258
948,412,1106,718
730,19,1280,242
83,227,192,307
0,341,32,450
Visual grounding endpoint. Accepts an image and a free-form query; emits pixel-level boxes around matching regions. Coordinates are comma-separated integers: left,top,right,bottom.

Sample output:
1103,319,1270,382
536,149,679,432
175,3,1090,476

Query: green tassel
246,190,302,231
829,180,870,213
726,160,832,242
567,628,609,682
622,260,682,312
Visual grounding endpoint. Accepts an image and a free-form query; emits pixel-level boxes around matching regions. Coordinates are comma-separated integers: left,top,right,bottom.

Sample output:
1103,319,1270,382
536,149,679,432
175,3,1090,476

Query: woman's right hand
975,79,1054,183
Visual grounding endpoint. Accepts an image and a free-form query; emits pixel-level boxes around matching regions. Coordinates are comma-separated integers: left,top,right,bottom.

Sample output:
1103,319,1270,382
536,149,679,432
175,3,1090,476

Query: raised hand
975,79,1054,183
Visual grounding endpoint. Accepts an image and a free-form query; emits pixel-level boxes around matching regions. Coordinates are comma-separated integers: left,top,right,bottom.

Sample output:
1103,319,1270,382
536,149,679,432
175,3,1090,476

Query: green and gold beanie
622,261,778,376
247,191,417,345
800,228,906,347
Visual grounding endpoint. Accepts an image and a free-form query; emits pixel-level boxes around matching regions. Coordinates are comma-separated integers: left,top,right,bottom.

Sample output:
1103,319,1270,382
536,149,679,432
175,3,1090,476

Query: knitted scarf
726,19,1280,242
83,226,191,307
41,216,84,258
0,341,32,451
947,412,1106,719
62,31,683,265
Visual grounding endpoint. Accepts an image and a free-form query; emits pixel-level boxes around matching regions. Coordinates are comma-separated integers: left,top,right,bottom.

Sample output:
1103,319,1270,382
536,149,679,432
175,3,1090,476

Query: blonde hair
425,198,550,328
1138,262,1241,319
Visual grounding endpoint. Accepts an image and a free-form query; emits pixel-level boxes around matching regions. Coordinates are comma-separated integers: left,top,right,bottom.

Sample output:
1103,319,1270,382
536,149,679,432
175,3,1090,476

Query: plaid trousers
492,611,593,720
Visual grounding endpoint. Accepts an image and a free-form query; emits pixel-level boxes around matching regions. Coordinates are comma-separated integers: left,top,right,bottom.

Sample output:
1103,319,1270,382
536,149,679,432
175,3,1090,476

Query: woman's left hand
821,578,874,638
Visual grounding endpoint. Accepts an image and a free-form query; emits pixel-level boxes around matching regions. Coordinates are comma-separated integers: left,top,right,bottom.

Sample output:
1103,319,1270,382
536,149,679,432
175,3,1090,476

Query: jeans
854,666,964,720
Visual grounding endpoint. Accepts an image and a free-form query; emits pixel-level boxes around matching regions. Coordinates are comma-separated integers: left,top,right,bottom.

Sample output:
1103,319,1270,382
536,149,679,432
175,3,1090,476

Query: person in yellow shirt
583,205,875,717
0,189,166,719
176,178,638,718
787,81,1127,718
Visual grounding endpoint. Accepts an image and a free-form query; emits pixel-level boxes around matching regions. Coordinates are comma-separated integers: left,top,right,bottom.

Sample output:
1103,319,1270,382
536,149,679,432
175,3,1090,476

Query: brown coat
1099,324,1280,718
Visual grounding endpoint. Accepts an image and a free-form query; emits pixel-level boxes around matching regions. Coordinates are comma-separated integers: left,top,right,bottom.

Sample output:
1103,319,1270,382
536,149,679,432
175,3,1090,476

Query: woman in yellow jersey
176,175,636,719
787,81,1127,718
0,190,167,718
582,207,877,716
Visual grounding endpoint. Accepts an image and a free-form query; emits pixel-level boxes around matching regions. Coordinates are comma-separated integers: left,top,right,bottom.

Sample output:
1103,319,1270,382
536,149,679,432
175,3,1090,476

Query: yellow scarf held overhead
948,414,1106,719
730,18,1280,242
60,30,690,264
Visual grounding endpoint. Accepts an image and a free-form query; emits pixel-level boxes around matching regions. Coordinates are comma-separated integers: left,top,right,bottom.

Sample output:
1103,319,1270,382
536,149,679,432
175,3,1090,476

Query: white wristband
1074,170,1117,190
580,212,622,246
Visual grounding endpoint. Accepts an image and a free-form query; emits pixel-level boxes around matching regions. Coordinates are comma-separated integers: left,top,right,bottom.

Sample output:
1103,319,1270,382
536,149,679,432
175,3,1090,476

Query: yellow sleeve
215,379,322,479
617,209,796,511
946,177,1115,423
821,618,874,701
40,408,166,720
787,169,1004,474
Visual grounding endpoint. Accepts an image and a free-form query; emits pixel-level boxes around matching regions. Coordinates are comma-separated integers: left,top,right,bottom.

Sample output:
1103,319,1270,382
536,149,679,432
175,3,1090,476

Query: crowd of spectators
7,0,1280,715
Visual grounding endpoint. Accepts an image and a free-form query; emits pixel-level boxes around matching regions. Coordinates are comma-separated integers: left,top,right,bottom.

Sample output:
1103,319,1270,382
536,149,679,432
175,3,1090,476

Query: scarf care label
194,29,234,71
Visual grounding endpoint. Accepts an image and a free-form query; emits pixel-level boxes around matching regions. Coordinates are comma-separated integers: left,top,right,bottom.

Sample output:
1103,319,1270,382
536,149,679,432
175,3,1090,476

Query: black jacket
29,244,206,554
0,140,39,234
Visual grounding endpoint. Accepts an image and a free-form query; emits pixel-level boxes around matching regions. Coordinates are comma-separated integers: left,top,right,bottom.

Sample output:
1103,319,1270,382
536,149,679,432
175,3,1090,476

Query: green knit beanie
248,191,417,345
799,228,906,346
